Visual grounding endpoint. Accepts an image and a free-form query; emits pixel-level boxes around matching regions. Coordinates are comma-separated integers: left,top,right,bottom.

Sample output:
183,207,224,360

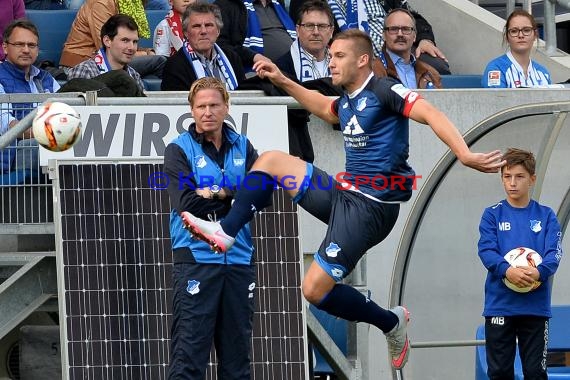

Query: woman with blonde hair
482,9,552,88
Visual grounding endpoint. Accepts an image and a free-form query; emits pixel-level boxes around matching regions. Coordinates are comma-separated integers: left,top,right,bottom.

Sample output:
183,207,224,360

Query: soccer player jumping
181,29,505,370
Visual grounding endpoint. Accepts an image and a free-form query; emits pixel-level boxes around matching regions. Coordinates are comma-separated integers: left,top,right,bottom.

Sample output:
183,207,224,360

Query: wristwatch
210,185,221,200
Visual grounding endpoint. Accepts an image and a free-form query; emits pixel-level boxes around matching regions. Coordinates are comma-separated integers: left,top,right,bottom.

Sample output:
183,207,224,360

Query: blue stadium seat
26,10,77,65
140,10,168,48
440,75,483,89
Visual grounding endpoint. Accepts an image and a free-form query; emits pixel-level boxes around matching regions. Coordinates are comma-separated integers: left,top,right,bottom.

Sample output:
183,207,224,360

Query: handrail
472,0,570,56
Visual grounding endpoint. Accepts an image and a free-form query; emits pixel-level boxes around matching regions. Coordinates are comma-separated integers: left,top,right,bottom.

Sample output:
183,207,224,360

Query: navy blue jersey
478,200,563,317
332,74,419,202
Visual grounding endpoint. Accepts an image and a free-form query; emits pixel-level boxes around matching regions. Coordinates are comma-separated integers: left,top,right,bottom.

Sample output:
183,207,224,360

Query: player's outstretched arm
253,61,338,125
409,99,505,173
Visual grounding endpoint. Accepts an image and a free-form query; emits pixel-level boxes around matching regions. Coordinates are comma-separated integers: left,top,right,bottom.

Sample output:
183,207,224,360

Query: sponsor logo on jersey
157,29,164,36
195,155,207,168
530,220,542,233
248,282,256,299
325,242,341,257
187,280,201,295
342,115,365,135
488,70,501,86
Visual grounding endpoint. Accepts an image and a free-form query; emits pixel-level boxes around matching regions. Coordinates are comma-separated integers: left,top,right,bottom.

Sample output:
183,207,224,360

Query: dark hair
100,14,139,44
331,29,374,68
384,8,416,29
502,148,536,175
188,77,229,107
3,19,39,42
297,0,334,26
182,3,224,31
503,9,537,42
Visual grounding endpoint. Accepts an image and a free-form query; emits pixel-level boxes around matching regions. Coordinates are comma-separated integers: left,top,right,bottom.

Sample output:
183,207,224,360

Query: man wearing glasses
289,0,451,75
275,0,336,162
376,8,441,89
0,19,60,177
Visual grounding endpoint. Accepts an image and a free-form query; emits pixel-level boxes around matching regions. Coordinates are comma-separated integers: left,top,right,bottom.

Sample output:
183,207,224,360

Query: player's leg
215,265,256,380
168,263,222,380
485,316,517,379
517,316,548,380
182,153,321,252
302,191,409,368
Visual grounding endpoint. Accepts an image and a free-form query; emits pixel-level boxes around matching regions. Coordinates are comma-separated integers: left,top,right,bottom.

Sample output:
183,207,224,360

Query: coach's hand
460,150,506,173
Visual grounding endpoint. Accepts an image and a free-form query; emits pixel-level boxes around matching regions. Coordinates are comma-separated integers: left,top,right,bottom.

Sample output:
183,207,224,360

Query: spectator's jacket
60,0,117,67
0,61,58,172
0,0,26,61
160,46,245,91
376,45,442,89
167,125,256,265
213,0,257,67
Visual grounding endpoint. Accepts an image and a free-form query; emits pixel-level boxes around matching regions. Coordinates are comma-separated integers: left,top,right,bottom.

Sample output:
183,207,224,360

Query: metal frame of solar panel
52,160,308,380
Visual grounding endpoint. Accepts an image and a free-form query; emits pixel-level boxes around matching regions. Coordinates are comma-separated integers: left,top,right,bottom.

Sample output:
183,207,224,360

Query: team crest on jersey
195,155,207,168
356,97,367,111
530,220,542,233
488,71,501,86
326,242,341,257
186,280,201,295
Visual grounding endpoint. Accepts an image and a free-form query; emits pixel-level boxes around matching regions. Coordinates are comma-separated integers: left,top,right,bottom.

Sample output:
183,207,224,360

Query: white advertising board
39,105,289,164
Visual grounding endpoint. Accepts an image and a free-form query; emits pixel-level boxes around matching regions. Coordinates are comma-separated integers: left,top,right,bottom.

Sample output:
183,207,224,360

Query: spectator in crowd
0,0,25,61
376,8,441,89
482,9,552,88
289,0,451,75
276,0,334,162
164,77,259,379
59,0,166,79
153,0,194,57
0,19,60,176
66,14,146,93
161,3,245,91
212,0,292,70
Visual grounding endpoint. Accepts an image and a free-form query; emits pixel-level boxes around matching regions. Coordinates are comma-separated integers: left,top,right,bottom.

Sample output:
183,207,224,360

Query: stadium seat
440,75,483,89
143,78,162,91
140,10,169,48
26,10,77,65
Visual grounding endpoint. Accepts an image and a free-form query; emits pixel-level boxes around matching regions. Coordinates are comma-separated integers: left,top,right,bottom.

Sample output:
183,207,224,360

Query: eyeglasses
383,26,415,35
298,23,332,32
5,41,39,49
507,27,535,37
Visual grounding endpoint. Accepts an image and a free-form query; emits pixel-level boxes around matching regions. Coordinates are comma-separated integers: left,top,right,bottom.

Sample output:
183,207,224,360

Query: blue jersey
478,200,563,317
332,74,418,202
482,52,551,88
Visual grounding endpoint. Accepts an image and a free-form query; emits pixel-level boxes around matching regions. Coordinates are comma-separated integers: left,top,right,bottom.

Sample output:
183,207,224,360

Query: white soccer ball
32,102,82,152
503,247,542,293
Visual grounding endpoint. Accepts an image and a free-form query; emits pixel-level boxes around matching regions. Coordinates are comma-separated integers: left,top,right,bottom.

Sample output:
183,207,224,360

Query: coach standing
163,77,259,379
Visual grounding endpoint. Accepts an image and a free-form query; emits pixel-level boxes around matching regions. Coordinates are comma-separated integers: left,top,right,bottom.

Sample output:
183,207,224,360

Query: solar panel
54,162,308,380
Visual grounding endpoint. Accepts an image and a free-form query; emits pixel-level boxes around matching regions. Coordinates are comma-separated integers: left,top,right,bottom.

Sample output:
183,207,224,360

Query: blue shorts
296,164,400,281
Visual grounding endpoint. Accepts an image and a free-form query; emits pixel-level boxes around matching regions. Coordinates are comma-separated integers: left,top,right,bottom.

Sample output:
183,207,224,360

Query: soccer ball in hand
503,247,542,293
32,102,82,152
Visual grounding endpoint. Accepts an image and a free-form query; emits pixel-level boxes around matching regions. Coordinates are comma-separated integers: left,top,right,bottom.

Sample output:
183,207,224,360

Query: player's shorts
295,164,400,281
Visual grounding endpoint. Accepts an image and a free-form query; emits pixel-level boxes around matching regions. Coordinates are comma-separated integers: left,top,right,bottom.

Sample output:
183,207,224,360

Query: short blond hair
188,77,230,107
